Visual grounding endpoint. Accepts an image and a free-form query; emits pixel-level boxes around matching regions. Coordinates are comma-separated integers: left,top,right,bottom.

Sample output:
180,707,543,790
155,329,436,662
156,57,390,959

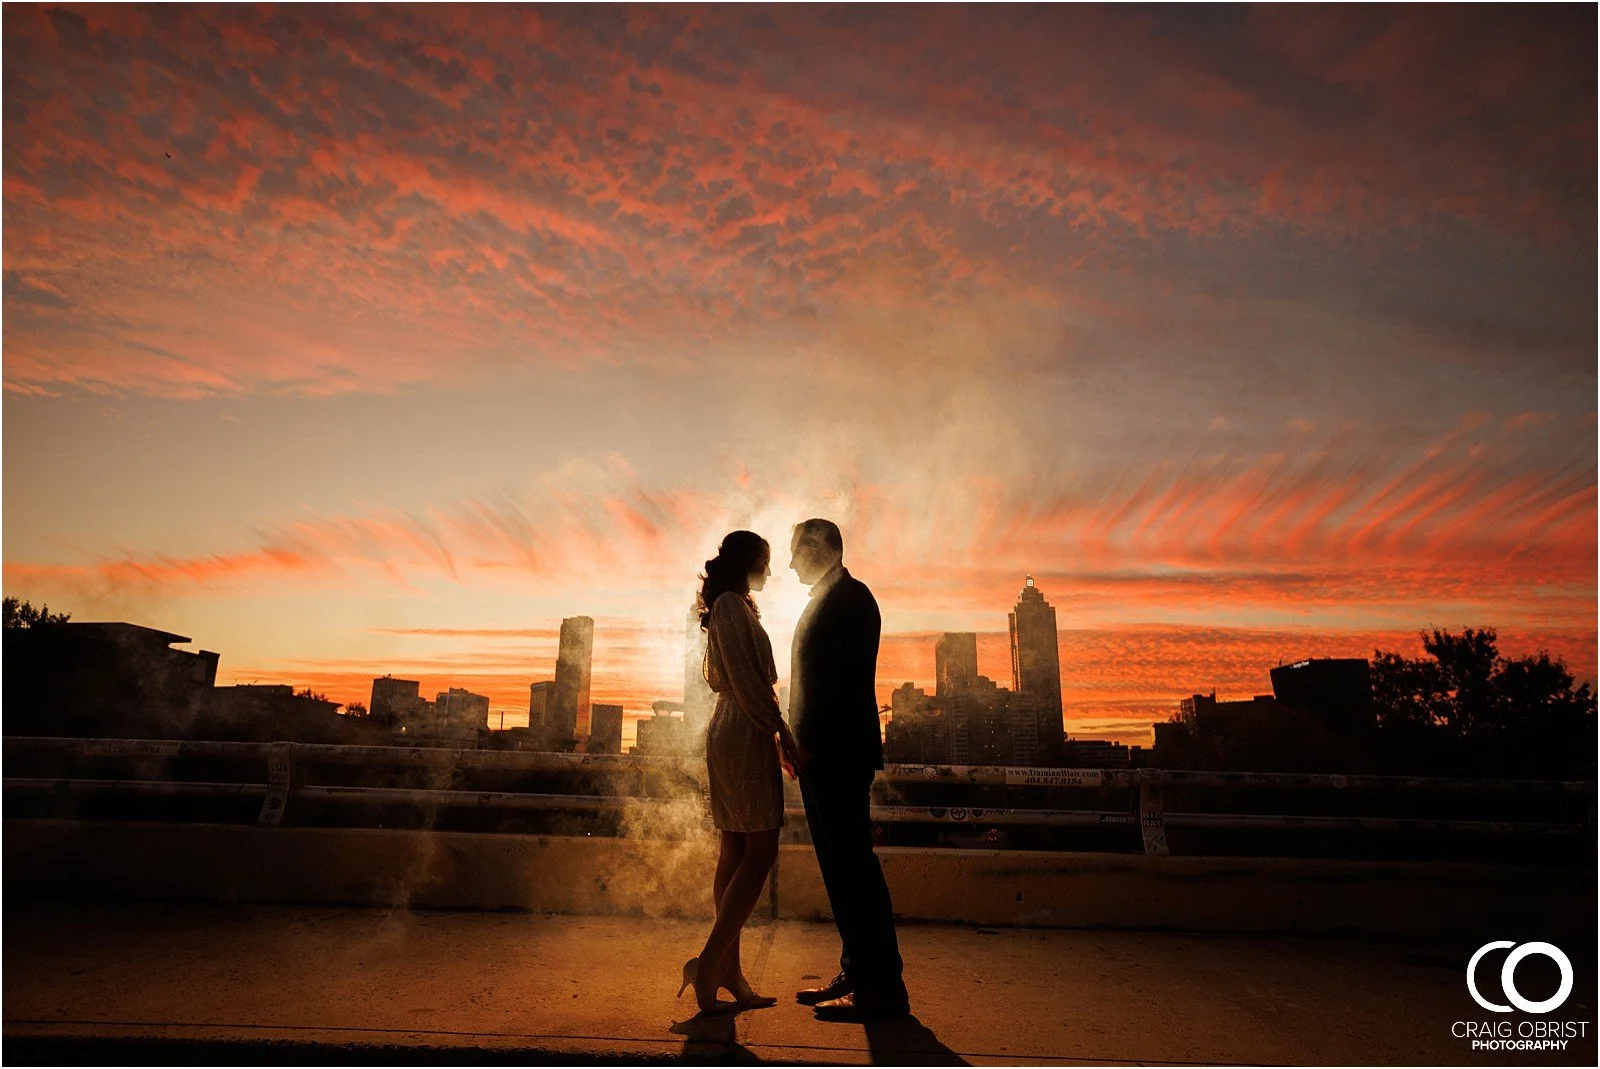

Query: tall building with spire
550,616,594,742
1009,575,1064,749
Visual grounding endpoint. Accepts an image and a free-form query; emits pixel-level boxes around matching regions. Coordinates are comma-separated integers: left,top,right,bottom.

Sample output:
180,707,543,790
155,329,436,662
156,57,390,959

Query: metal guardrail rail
5,736,1594,855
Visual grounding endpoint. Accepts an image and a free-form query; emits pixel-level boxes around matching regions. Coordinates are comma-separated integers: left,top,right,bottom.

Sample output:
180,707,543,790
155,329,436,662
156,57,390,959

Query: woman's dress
703,591,786,832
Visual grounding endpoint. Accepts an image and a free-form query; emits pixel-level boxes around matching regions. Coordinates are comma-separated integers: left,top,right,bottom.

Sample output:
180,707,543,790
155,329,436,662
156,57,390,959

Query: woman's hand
777,725,808,779
777,730,798,779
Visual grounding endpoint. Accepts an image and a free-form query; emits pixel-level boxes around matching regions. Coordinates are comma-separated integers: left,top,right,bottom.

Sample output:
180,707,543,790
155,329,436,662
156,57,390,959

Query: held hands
777,725,810,779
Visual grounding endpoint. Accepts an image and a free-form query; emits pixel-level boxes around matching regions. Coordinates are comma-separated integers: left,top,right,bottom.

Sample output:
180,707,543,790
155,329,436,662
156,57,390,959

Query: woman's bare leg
711,831,745,987
697,829,778,999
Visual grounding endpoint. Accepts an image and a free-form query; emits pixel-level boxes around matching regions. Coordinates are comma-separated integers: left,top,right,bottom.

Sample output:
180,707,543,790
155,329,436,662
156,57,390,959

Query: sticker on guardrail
1139,781,1168,855
1004,768,1108,788
258,746,292,826
84,740,183,758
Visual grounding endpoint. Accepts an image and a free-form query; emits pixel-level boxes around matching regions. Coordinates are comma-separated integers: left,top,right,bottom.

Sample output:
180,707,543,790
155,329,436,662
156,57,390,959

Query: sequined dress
704,591,786,832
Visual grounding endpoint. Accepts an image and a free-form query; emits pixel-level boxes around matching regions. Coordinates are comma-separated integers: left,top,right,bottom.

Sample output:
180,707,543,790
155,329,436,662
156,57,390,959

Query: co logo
1467,941,1574,1014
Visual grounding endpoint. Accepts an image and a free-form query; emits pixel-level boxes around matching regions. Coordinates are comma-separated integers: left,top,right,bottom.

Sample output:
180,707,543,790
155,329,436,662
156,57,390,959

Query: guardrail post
257,743,293,826
1139,774,1169,855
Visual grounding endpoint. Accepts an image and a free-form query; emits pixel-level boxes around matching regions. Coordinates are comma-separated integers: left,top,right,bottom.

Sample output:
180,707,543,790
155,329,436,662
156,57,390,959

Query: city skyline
3,6,1592,749
12,573,1573,752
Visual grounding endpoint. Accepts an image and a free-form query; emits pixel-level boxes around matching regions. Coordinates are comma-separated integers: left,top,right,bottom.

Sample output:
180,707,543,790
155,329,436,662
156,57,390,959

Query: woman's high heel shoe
723,973,778,1009
677,957,735,1015
677,957,697,999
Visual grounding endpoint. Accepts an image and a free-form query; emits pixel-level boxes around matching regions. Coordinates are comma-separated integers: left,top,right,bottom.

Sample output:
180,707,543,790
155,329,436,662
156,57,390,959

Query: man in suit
785,518,909,1021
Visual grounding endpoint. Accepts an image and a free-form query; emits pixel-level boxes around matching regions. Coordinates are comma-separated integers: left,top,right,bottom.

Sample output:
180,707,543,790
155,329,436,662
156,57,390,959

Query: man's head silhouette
789,518,843,586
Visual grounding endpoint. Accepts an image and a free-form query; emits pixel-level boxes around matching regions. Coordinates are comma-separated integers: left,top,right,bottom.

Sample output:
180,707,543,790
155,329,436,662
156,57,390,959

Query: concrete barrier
5,820,1593,938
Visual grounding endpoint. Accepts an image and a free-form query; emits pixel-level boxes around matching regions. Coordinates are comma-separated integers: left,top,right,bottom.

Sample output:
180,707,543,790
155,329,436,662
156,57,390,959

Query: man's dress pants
799,762,907,999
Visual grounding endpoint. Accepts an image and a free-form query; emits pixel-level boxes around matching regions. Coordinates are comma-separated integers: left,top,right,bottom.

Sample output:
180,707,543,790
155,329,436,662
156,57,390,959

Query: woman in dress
678,530,802,1014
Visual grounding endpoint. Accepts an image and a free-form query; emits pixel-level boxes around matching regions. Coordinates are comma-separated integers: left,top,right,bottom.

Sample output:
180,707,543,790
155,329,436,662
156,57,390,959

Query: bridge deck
3,901,1594,1065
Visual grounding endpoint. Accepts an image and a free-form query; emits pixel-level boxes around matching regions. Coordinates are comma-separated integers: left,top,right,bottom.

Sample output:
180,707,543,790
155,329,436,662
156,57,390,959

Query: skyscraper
551,616,594,741
935,632,978,696
1009,575,1063,749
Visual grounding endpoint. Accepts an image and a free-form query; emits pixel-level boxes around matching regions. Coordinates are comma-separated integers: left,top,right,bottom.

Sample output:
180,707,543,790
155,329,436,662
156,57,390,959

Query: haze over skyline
4,5,1594,743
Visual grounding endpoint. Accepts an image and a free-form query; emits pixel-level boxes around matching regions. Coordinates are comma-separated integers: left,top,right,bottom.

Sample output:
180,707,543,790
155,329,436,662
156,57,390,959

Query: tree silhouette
3,597,71,630
1371,628,1596,777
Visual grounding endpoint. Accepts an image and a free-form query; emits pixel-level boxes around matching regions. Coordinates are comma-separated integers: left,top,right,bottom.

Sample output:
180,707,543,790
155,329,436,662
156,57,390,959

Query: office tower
436,687,490,728
1006,692,1042,766
1269,658,1375,736
588,703,624,754
964,676,1008,765
527,680,555,728
935,633,979,696
370,675,421,728
551,616,594,740
921,708,952,766
948,699,971,764
1009,575,1064,749
884,682,930,763
944,687,988,764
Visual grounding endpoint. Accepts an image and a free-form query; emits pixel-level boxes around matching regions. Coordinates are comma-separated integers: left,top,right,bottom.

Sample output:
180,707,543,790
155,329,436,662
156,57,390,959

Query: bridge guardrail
5,736,1593,855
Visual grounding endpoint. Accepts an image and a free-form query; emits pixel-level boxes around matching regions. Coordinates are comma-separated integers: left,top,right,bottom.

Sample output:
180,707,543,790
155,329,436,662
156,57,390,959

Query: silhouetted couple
678,519,909,1022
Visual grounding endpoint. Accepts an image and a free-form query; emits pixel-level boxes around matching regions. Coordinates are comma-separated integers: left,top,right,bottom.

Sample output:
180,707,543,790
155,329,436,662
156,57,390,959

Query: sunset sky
4,5,1594,745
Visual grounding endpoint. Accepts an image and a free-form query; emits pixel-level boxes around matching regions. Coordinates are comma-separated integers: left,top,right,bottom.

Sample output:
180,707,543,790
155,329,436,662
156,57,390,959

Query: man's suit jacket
789,567,884,770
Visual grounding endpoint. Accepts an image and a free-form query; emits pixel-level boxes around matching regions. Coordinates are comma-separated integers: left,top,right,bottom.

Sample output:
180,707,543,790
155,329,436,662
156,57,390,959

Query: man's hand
789,733,813,776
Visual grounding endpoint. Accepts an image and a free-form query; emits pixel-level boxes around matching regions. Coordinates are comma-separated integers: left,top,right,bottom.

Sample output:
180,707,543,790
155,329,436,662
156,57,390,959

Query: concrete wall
6,820,1593,938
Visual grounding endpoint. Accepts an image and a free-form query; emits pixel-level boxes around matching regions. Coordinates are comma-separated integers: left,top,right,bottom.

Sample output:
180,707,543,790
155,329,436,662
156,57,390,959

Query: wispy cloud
9,411,1591,645
4,6,1591,396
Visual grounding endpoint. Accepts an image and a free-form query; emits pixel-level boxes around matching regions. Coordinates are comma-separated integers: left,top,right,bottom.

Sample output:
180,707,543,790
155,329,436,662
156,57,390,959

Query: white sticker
1003,768,1107,788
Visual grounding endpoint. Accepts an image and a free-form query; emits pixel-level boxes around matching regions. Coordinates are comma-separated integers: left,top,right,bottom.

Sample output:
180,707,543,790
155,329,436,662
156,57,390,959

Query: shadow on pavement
864,1014,968,1066
669,1011,762,1064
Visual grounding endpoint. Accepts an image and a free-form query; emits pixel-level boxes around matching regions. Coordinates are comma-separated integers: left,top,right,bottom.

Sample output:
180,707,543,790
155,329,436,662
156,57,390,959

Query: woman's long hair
697,530,770,630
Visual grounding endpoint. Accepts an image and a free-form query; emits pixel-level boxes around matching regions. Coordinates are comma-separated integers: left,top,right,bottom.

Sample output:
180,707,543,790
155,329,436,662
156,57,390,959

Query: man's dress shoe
812,989,911,1022
795,972,853,1006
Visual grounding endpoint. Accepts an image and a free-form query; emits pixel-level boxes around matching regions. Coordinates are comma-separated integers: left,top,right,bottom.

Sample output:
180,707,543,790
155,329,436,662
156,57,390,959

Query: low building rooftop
57,621,194,645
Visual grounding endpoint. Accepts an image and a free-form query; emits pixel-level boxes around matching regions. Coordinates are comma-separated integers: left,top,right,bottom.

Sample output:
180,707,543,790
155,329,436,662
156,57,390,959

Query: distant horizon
185,610,1589,749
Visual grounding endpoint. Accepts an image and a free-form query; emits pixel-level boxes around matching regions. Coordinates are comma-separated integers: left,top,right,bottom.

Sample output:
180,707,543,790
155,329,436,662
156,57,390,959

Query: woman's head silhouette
697,530,772,629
